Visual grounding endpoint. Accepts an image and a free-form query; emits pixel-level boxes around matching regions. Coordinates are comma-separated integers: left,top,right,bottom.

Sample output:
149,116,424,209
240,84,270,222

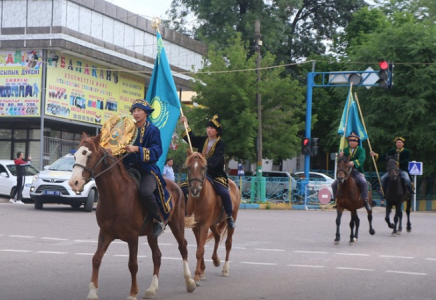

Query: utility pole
255,19,263,201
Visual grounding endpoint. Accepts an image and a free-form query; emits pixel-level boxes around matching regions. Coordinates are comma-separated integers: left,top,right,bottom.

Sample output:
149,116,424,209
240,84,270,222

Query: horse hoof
222,270,230,277
396,231,402,235
369,229,376,235
349,241,355,246
213,259,221,267
391,233,397,237
195,282,200,287
334,240,340,245
144,289,156,299
407,229,412,233
186,280,196,293
126,296,137,300
389,223,394,229
200,275,206,281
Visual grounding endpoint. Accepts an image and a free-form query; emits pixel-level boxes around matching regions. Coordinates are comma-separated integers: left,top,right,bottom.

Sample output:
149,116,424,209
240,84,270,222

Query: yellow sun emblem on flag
150,96,168,129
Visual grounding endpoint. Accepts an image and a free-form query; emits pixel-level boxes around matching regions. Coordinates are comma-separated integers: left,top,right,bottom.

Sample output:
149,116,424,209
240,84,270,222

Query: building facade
0,0,206,169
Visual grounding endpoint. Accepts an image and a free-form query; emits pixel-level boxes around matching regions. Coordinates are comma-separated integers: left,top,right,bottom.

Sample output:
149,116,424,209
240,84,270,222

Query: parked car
30,152,98,212
294,171,334,200
0,160,39,202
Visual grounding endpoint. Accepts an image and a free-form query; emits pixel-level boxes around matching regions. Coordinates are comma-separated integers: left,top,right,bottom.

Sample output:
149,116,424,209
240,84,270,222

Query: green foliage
182,34,305,162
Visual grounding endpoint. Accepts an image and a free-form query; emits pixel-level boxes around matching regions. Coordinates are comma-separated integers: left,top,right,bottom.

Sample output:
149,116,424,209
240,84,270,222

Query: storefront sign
45,51,145,125
0,50,43,117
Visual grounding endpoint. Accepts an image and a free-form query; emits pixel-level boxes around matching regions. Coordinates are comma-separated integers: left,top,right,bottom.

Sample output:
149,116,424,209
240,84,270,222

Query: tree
167,0,367,63
181,34,305,163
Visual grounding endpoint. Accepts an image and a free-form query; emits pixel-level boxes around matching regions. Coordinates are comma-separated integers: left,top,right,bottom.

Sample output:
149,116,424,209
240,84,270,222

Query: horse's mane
186,151,207,167
338,155,349,163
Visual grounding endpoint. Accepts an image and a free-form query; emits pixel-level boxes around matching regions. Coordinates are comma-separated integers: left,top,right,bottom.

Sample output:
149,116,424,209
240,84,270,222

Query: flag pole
354,92,384,198
339,82,353,152
152,17,193,152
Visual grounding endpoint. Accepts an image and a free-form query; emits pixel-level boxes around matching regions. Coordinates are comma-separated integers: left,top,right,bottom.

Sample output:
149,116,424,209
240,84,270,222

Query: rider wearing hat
180,114,236,229
332,132,372,211
370,136,413,195
123,99,165,238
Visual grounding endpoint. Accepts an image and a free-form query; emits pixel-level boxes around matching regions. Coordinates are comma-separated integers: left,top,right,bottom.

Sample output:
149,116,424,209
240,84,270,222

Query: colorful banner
0,50,43,117
45,51,145,125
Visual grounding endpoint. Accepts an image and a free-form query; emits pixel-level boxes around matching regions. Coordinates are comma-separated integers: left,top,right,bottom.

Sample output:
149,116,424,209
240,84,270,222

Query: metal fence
175,172,436,208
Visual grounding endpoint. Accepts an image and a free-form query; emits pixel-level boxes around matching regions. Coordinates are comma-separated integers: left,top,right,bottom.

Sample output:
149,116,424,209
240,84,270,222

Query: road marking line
287,264,324,268
74,240,98,243
336,267,374,271
386,271,427,276
41,237,68,241
162,257,182,260
380,255,414,259
294,250,328,254
9,235,34,238
1,249,32,253
37,251,68,254
336,253,369,257
255,248,286,252
241,262,277,266
425,258,436,261
75,253,94,256
114,254,129,257
232,246,247,250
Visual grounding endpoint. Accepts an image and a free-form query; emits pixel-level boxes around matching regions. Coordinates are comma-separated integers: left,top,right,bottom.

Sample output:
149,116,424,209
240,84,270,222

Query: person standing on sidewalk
10,151,31,204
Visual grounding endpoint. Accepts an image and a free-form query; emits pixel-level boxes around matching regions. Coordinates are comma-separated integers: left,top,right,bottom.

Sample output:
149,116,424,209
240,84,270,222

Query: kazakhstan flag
147,31,181,172
337,90,368,149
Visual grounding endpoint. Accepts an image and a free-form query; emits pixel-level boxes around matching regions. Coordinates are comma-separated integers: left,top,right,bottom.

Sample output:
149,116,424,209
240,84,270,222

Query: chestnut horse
184,150,241,282
335,156,376,245
384,157,412,235
68,134,196,300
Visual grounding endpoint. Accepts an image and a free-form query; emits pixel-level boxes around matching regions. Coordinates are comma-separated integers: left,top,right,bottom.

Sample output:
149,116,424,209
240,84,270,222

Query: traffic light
377,61,394,89
302,137,311,155
311,138,319,156
377,61,389,88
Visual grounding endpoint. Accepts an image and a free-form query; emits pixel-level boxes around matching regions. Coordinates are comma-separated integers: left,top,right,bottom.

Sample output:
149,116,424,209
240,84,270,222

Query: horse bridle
187,161,207,188
73,148,126,181
336,165,352,181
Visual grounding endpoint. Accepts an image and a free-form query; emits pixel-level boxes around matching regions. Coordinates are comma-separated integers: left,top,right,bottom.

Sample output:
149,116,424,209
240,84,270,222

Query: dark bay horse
335,156,375,245
384,157,412,235
68,134,196,300
184,150,241,282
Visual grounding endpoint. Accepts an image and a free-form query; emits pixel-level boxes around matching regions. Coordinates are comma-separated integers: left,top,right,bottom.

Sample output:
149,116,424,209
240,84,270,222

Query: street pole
255,19,263,202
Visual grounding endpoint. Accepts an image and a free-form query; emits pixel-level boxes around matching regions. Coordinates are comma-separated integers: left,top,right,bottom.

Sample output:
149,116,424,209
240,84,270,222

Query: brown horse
334,156,375,245
384,157,412,235
68,134,196,300
184,150,241,282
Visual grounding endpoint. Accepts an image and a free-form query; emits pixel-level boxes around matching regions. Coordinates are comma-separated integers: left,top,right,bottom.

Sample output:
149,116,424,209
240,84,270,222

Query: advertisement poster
0,50,43,117
45,51,145,125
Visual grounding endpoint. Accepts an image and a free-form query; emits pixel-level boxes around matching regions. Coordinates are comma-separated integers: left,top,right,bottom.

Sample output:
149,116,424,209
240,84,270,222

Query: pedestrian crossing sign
408,162,423,176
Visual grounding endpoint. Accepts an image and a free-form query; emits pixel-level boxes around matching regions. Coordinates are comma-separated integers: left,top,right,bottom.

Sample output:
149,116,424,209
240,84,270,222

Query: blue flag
146,31,181,172
337,91,368,149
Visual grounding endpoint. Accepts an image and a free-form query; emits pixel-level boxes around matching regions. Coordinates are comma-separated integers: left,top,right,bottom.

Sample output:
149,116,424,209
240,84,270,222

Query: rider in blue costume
123,99,166,238
180,115,236,229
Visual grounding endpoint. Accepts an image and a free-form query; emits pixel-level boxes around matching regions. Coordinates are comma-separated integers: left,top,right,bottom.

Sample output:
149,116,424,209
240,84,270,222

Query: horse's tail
184,213,196,228
206,221,228,243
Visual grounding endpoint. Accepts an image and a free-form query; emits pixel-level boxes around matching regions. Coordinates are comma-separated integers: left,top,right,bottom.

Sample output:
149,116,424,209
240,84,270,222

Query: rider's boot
226,214,236,229
363,198,372,211
152,215,165,238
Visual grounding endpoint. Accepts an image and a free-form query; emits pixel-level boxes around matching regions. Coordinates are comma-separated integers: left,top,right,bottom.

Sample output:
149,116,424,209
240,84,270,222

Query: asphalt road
1,198,435,300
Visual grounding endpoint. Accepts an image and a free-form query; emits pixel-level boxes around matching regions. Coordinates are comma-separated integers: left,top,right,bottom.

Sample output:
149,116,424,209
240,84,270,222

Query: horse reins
73,149,128,180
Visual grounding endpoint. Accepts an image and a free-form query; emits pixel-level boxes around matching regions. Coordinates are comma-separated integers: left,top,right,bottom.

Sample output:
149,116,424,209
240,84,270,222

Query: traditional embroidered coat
182,127,228,187
123,120,166,190
386,147,411,172
343,146,366,173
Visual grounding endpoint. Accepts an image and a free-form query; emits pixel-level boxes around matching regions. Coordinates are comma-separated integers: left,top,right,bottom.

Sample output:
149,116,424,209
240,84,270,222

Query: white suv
30,153,98,212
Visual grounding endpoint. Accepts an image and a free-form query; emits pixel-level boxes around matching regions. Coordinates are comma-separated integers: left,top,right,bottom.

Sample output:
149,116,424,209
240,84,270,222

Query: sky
105,0,173,21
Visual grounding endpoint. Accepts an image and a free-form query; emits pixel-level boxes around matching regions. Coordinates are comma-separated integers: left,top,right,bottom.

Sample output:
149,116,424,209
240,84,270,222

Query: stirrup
226,216,236,229
152,221,164,238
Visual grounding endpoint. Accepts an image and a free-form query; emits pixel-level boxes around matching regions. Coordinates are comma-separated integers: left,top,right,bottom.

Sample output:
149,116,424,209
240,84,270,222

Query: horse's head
185,149,207,198
386,156,399,181
69,134,106,192
336,156,351,184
